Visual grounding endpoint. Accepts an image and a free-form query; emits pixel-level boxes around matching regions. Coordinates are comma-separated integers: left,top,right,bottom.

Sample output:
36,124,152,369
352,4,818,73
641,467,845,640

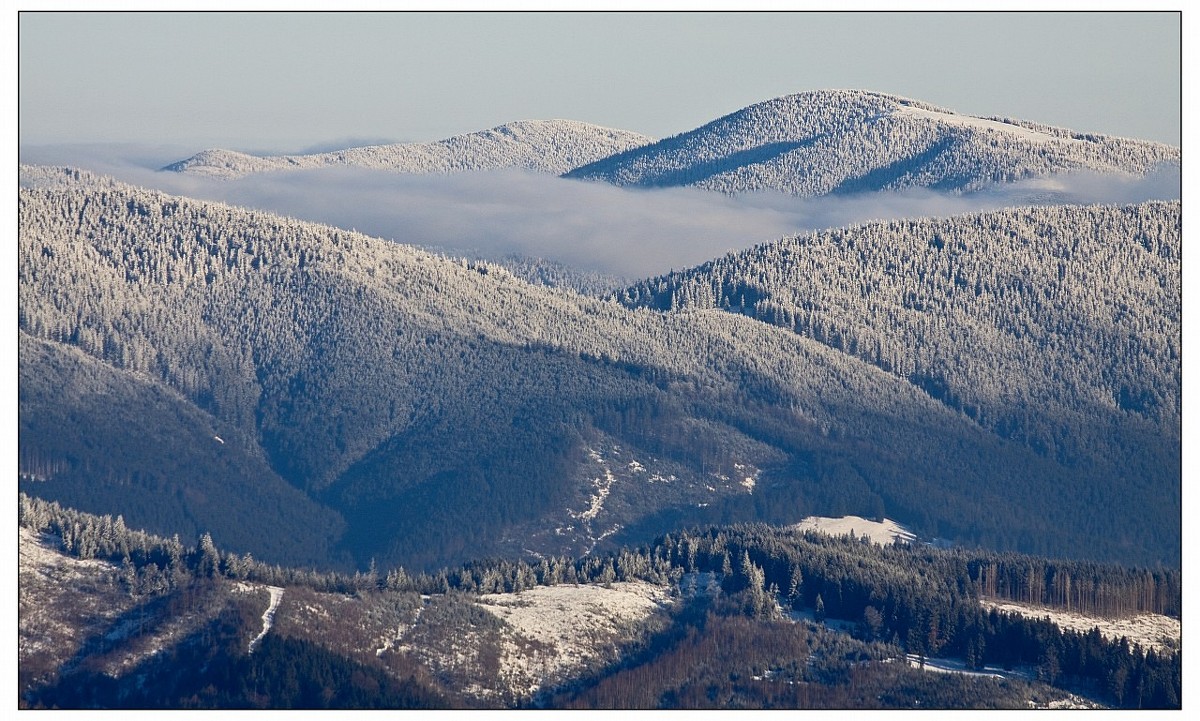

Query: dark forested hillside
18,335,345,568
17,166,1179,570
565,90,1178,196
617,202,1180,568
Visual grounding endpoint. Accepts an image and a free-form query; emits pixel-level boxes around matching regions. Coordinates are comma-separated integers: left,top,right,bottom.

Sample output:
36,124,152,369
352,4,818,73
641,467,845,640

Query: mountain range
163,90,1178,200
18,89,1182,709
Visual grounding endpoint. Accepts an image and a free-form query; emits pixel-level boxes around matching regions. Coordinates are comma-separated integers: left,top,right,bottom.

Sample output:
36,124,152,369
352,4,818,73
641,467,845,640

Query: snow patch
475,582,672,695
573,469,615,523
566,448,624,552
792,515,916,545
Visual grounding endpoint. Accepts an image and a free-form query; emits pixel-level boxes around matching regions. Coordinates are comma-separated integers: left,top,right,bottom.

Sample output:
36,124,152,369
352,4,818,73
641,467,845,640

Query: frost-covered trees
17,166,1180,570
163,119,653,179
567,90,1178,196
618,202,1181,560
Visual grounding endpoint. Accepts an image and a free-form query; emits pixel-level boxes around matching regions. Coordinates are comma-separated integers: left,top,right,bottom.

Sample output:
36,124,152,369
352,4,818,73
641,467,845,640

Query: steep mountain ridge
18,166,1172,570
565,89,1179,195
162,119,653,179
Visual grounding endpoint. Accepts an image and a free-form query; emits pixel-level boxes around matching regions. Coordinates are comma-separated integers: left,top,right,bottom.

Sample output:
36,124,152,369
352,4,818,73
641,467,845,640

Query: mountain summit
564,89,1179,195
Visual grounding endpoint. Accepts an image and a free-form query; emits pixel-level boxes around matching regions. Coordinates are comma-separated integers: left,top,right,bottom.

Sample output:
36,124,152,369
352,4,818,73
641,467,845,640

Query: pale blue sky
19,11,1181,152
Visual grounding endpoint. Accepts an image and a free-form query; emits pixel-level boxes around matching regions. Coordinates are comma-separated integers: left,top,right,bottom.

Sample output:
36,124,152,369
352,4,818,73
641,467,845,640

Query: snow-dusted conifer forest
17,90,1181,710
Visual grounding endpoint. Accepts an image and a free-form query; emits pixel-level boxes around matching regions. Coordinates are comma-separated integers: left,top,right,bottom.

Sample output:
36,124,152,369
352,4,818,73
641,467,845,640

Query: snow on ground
18,528,123,662
575,468,615,523
905,653,1023,680
476,581,672,696
893,105,1080,144
980,599,1180,654
247,586,284,653
18,527,113,577
566,448,624,553
791,515,916,545
19,528,208,679
734,462,758,493
902,655,1102,708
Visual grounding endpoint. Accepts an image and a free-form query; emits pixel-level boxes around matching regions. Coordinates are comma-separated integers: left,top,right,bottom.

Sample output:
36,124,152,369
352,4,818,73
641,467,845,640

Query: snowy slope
565,89,1178,196
162,119,653,179
792,515,917,545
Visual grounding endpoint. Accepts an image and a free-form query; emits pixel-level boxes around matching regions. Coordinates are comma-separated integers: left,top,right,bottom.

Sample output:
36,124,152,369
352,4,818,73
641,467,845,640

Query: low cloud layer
21,144,1181,280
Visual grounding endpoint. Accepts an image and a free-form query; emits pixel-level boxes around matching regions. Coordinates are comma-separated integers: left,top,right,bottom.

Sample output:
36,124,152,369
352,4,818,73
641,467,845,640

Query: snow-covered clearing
20,528,206,677
247,586,284,653
19,527,113,577
18,528,122,661
893,105,1080,144
980,599,1180,654
791,515,916,545
787,607,858,635
476,581,672,695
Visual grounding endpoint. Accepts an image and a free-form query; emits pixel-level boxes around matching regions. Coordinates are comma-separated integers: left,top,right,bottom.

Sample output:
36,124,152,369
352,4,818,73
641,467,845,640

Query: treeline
21,493,375,597
23,492,1178,618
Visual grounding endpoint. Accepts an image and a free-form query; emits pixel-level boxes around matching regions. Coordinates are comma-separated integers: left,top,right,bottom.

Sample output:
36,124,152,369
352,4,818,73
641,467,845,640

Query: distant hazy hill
565,90,1179,195
18,167,1179,571
162,119,653,179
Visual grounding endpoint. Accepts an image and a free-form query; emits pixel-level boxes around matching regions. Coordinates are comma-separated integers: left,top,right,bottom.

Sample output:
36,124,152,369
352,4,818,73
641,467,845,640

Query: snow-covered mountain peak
565,88,1178,196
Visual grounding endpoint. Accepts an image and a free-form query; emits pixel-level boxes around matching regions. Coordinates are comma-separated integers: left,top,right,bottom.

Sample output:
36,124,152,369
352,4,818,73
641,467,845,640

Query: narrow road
248,586,284,653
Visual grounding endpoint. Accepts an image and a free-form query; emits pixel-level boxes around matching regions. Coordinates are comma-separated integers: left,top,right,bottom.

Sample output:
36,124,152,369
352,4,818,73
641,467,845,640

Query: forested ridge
17,165,1179,570
566,89,1179,196
19,496,1181,709
619,202,1180,563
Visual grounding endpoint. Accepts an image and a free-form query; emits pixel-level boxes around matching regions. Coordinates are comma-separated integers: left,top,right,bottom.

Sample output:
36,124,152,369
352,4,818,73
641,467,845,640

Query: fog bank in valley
20,143,1180,280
